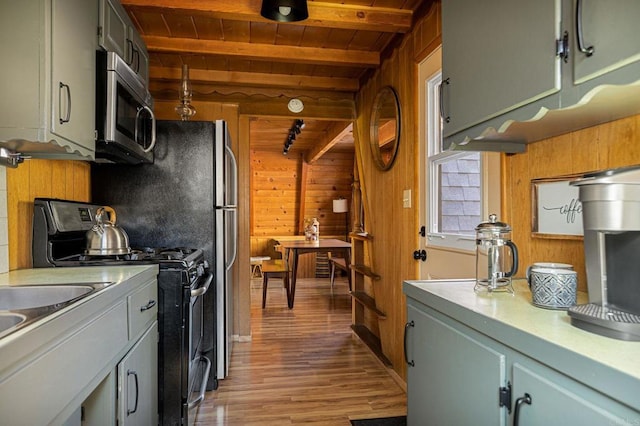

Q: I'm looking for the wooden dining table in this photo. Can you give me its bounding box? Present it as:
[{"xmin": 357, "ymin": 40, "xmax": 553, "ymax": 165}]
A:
[{"xmin": 278, "ymin": 239, "xmax": 351, "ymax": 308}]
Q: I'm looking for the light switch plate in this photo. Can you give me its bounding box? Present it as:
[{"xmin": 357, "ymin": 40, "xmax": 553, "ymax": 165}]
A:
[{"xmin": 403, "ymin": 189, "xmax": 411, "ymax": 208}]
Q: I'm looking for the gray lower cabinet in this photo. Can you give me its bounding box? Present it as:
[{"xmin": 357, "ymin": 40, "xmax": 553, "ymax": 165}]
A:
[
  {"xmin": 405, "ymin": 297, "xmax": 638, "ymax": 425},
  {"xmin": 406, "ymin": 303, "xmax": 507, "ymax": 425},
  {"xmin": 82, "ymin": 277, "xmax": 159, "ymax": 426},
  {"xmin": 510, "ymin": 360, "xmax": 634, "ymax": 425},
  {"xmin": 0, "ymin": 0, "xmax": 97, "ymax": 159},
  {"xmin": 117, "ymin": 321, "xmax": 158, "ymax": 426}
]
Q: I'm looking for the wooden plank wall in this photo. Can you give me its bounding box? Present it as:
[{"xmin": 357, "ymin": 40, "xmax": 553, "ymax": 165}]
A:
[
  {"xmin": 7, "ymin": 160, "xmax": 91, "ymax": 270},
  {"xmin": 353, "ymin": 3, "xmax": 441, "ymax": 381},
  {"xmin": 250, "ymin": 149, "xmax": 353, "ymax": 237},
  {"xmin": 250, "ymin": 148, "xmax": 353, "ymax": 278},
  {"xmin": 504, "ymin": 113, "xmax": 640, "ymax": 292}
]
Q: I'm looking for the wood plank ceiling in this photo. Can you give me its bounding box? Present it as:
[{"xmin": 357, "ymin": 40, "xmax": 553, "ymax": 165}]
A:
[{"xmin": 121, "ymin": 0, "xmax": 432, "ymax": 156}]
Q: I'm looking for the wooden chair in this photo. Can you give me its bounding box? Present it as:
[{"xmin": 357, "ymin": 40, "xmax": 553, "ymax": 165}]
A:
[
  {"xmin": 250, "ymin": 256, "xmax": 271, "ymax": 278},
  {"xmin": 261, "ymin": 259, "xmax": 290, "ymax": 308},
  {"xmin": 329, "ymin": 256, "xmax": 351, "ymax": 291}
]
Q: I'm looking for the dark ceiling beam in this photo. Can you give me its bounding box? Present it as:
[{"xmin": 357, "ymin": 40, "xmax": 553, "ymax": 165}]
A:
[
  {"xmin": 150, "ymin": 66, "xmax": 360, "ymax": 92},
  {"xmin": 121, "ymin": 0, "xmax": 413, "ymax": 33},
  {"xmin": 144, "ymin": 35, "xmax": 380, "ymax": 67}
]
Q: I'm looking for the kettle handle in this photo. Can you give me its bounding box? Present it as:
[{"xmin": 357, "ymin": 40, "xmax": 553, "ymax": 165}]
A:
[
  {"xmin": 96, "ymin": 206, "xmax": 117, "ymax": 225},
  {"xmin": 505, "ymin": 240, "xmax": 519, "ymax": 278}
]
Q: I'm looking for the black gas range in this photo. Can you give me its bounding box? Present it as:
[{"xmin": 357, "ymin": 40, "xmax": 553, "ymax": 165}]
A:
[{"xmin": 32, "ymin": 198, "xmax": 217, "ymax": 425}]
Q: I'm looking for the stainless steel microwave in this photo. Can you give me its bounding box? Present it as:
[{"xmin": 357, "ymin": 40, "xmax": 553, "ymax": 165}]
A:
[{"xmin": 95, "ymin": 50, "xmax": 156, "ymax": 164}]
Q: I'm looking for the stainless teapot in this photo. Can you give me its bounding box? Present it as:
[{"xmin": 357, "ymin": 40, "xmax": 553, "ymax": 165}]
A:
[
  {"xmin": 85, "ymin": 206, "xmax": 131, "ymax": 256},
  {"xmin": 474, "ymin": 214, "xmax": 518, "ymax": 293}
]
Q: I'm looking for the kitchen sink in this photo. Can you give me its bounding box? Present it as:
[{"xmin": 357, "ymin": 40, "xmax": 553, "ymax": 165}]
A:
[
  {"xmin": 0, "ymin": 283, "xmax": 114, "ymax": 340},
  {"xmin": 0, "ymin": 313, "xmax": 26, "ymax": 335},
  {"xmin": 0, "ymin": 285, "xmax": 94, "ymax": 311}
]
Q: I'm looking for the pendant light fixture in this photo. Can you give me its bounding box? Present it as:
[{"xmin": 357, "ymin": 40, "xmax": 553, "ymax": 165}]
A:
[{"xmin": 261, "ymin": 0, "xmax": 308, "ymax": 22}]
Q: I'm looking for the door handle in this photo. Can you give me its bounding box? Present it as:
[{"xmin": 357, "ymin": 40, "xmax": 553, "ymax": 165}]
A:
[
  {"xmin": 127, "ymin": 369, "xmax": 139, "ymax": 415},
  {"xmin": 413, "ymin": 249, "xmax": 427, "ymax": 262}
]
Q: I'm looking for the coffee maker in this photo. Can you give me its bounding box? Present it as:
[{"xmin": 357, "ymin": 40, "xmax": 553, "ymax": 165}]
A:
[{"xmin": 569, "ymin": 165, "xmax": 640, "ymax": 341}]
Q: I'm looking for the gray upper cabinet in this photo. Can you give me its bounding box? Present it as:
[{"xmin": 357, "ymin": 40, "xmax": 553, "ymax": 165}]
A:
[
  {"xmin": 442, "ymin": 0, "xmax": 562, "ymax": 140},
  {"xmin": 100, "ymin": 0, "xmax": 128, "ymax": 60},
  {"xmin": 99, "ymin": 0, "xmax": 149, "ymax": 85},
  {"xmin": 442, "ymin": 0, "xmax": 640, "ymax": 152},
  {"xmin": 50, "ymin": 0, "xmax": 98, "ymax": 152},
  {"xmin": 572, "ymin": 0, "xmax": 640, "ymax": 85},
  {"xmin": 0, "ymin": 0, "xmax": 98, "ymax": 160}
]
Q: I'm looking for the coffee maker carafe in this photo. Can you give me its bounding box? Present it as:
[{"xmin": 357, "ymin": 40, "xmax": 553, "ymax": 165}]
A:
[
  {"xmin": 569, "ymin": 165, "xmax": 640, "ymax": 341},
  {"xmin": 474, "ymin": 214, "xmax": 519, "ymax": 293}
]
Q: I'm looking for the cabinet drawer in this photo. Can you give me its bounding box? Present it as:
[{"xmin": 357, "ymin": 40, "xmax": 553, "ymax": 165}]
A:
[{"xmin": 128, "ymin": 279, "xmax": 158, "ymax": 340}]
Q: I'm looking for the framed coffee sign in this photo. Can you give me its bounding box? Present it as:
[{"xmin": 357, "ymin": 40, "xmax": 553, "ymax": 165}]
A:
[{"xmin": 531, "ymin": 175, "xmax": 584, "ymax": 238}]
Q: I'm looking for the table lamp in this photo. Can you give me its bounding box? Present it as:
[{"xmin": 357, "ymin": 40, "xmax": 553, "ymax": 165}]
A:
[{"xmin": 333, "ymin": 198, "xmax": 349, "ymax": 240}]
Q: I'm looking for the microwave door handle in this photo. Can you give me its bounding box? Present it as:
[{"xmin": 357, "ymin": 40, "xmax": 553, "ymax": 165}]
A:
[{"xmin": 135, "ymin": 105, "xmax": 157, "ymax": 153}]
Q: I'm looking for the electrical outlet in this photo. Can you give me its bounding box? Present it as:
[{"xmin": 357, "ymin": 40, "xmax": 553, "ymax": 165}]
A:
[{"xmin": 403, "ymin": 189, "xmax": 411, "ymax": 208}]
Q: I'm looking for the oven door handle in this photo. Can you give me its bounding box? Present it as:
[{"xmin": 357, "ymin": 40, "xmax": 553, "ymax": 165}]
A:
[
  {"xmin": 191, "ymin": 272, "xmax": 214, "ymax": 298},
  {"xmin": 187, "ymin": 355, "xmax": 212, "ymax": 409}
]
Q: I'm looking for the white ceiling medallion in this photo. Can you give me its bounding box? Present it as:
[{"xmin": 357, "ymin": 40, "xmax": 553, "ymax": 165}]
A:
[{"xmin": 287, "ymin": 98, "xmax": 304, "ymax": 113}]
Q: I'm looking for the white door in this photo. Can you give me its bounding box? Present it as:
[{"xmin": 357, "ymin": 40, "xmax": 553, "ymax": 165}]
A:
[{"xmin": 418, "ymin": 46, "xmax": 500, "ymax": 280}]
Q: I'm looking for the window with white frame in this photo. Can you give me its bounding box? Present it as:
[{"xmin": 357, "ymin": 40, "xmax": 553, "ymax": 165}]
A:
[{"xmin": 426, "ymin": 72, "xmax": 481, "ymax": 251}]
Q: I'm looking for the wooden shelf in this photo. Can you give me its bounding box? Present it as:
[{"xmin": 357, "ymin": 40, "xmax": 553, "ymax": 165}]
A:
[
  {"xmin": 351, "ymin": 264, "xmax": 381, "ymax": 280},
  {"xmin": 349, "ymin": 291, "xmax": 386, "ymax": 318},
  {"xmin": 351, "ymin": 325, "xmax": 391, "ymax": 366},
  {"xmin": 349, "ymin": 232, "xmax": 373, "ymax": 242}
]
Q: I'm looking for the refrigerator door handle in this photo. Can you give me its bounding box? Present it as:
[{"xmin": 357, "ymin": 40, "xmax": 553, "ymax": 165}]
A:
[
  {"xmin": 224, "ymin": 143, "xmax": 238, "ymax": 271},
  {"xmin": 225, "ymin": 208, "xmax": 238, "ymax": 271},
  {"xmin": 225, "ymin": 144, "xmax": 238, "ymax": 207}
]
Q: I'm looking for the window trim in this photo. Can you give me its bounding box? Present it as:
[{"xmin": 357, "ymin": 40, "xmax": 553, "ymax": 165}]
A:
[{"xmin": 425, "ymin": 71, "xmax": 482, "ymax": 252}]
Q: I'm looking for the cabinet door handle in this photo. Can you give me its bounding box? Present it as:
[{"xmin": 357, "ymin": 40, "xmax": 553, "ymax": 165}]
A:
[
  {"xmin": 59, "ymin": 82, "xmax": 71, "ymax": 124},
  {"xmin": 513, "ymin": 393, "xmax": 532, "ymax": 426},
  {"xmin": 127, "ymin": 369, "xmax": 139, "ymax": 416},
  {"xmin": 403, "ymin": 320, "xmax": 415, "ymax": 367},
  {"xmin": 126, "ymin": 39, "xmax": 134, "ymax": 65},
  {"xmin": 576, "ymin": 0, "xmax": 594, "ymax": 56},
  {"xmin": 140, "ymin": 299, "xmax": 156, "ymax": 311}
]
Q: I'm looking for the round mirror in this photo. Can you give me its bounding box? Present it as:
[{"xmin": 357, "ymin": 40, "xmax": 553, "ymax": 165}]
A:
[{"xmin": 369, "ymin": 86, "xmax": 401, "ymax": 171}]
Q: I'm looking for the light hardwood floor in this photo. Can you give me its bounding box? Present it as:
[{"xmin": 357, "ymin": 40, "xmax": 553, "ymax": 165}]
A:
[{"xmin": 195, "ymin": 276, "xmax": 407, "ymax": 425}]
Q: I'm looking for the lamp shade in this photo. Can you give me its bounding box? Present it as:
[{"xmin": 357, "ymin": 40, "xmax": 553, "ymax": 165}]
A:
[
  {"xmin": 333, "ymin": 199, "xmax": 348, "ymax": 213},
  {"xmin": 261, "ymin": 0, "xmax": 308, "ymax": 22}
]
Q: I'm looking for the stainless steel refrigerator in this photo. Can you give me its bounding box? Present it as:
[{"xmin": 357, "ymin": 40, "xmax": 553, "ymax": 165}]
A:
[{"xmin": 92, "ymin": 119, "xmax": 238, "ymax": 382}]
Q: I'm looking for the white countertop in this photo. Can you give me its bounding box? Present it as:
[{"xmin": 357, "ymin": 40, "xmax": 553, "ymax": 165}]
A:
[
  {"xmin": 403, "ymin": 278, "xmax": 640, "ymax": 410},
  {"xmin": 0, "ymin": 265, "xmax": 156, "ymax": 287},
  {"xmin": 0, "ymin": 265, "xmax": 158, "ymax": 353}
]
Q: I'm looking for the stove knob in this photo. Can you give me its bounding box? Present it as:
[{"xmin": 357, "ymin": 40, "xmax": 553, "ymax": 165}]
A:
[
  {"xmin": 197, "ymin": 264, "xmax": 205, "ymax": 277},
  {"xmin": 203, "ymin": 260, "xmax": 209, "ymax": 270}
]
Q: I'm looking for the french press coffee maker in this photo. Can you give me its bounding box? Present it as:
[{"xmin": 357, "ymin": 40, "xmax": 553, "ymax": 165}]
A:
[{"xmin": 475, "ymin": 214, "xmax": 519, "ymax": 293}]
